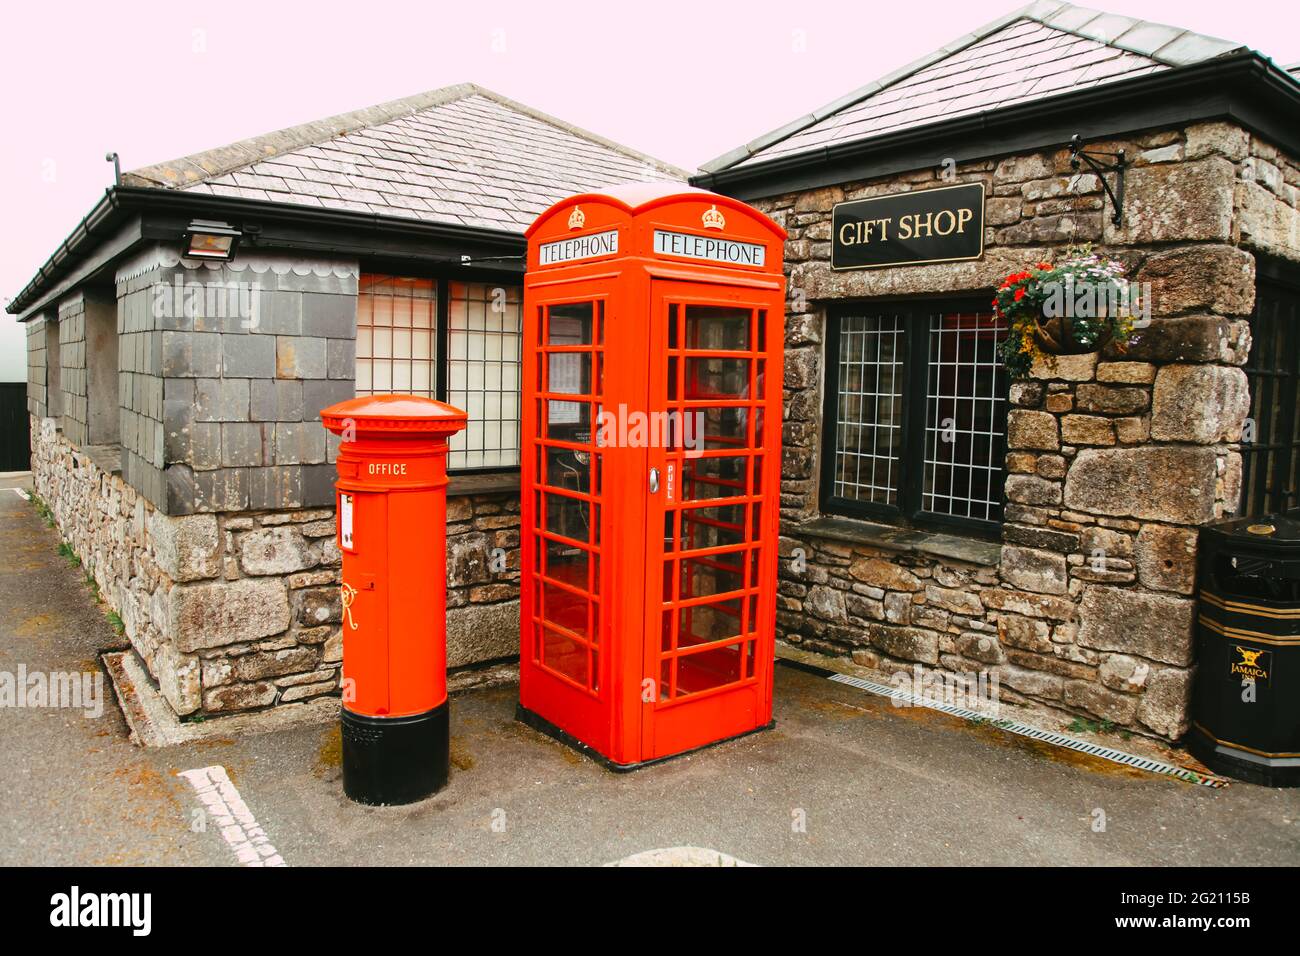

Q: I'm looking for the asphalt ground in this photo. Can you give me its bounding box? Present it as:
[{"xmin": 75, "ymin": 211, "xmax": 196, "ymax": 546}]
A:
[{"xmin": 2, "ymin": 483, "xmax": 1298, "ymax": 867}]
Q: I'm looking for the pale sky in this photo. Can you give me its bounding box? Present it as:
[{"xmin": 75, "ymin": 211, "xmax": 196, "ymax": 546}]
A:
[{"xmin": 2, "ymin": 0, "xmax": 1297, "ymax": 381}]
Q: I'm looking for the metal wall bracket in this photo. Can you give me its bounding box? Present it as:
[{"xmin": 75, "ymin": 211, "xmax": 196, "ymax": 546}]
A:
[{"xmin": 1068, "ymin": 134, "xmax": 1127, "ymax": 228}]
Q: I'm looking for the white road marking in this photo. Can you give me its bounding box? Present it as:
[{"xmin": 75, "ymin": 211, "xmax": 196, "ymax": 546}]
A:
[
  {"xmin": 178, "ymin": 765, "xmax": 287, "ymax": 866},
  {"xmin": 10, "ymin": 488, "xmax": 30, "ymax": 499},
  {"xmin": 607, "ymin": 846, "xmax": 756, "ymax": 867}
]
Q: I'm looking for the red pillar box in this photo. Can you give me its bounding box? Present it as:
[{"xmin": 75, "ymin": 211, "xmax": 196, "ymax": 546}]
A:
[
  {"xmin": 321, "ymin": 395, "xmax": 467, "ymax": 805},
  {"xmin": 518, "ymin": 184, "xmax": 787, "ymax": 768}
]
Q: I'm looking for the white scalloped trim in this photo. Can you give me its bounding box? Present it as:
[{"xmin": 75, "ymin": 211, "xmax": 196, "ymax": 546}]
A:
[
  {"xmin": 114, "ymin": 243, "xmax": 182, "ymax": 283},
  {"xmin": 225, "ymin": 254, "xmax": 358, "ymax": 278},
  {"xmin": 114, "ymin": 244, "xmax": 359, "ymax": 282}
]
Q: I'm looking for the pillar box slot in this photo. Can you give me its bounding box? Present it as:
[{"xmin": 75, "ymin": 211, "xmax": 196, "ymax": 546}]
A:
[
  {"xmin": 517, "ymin": 184, "xmax": 788, "ymax": 768},
  {"xmin": 321, "ymin": 394, "xmax": 467, "ymax": 805}
]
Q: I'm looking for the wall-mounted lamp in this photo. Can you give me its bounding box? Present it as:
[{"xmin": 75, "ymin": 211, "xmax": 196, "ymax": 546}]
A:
[
  {"xmin": 1069, "ymin": 134, "xmax": 1127, "ymax": 227},
  {"xmin": 182, "ymin": 219, "xmax": 242, "ymax": 261}
]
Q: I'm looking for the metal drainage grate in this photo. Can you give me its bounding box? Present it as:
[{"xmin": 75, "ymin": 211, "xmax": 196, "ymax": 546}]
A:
[{"xmin": 827, "ymin": 672, "xmax": 1224, "ymax": 788}]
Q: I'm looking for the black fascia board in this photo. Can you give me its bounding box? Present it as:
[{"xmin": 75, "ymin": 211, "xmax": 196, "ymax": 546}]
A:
[
  {"xmin": 692, "ymin": 51, "xmax": 1300, "ymax": 201},
  {"xmin": 8, "ymin": 186, "xmax": 526, "ymax": 316}
]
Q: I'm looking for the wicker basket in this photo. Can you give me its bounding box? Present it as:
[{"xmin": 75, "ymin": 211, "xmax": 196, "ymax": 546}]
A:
[{"xmin": 1032, "ymin": 314, "xmax": 1113, "ymax": 356}]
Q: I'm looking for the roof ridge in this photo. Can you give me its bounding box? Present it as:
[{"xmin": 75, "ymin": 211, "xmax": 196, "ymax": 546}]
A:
[
  {"xmin": 123, "ymin": 82, "xmax": 690, "ymax": 191},
  {"xmin": 122, "ymin": 83, "xmax": 484, "ymax": 189},
  {"xmin": 696, "ymin": 2, "xmax": 1057, "ymax": 174},
  {"xmin": 698, "ymin": 1, "xmax": 1244, "ymax": 174},
  {"xmin": 1042, "ymin": 3, "xmax": 1243, "ymax": 65}
]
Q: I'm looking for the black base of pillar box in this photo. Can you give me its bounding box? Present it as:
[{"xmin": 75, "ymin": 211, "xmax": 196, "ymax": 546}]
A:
[{"xmin": 341, "ymin": 703, "xmax": 449, "ymax": 805}]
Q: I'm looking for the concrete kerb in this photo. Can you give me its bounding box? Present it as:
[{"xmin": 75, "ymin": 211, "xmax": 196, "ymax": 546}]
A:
[
  {"xmin": 104, "ymin": 648, "xmax": 520, "ymax": 748},
  {"xmin": 773, "ymin": 640, "xmax": 1216, "ymax": 780}
]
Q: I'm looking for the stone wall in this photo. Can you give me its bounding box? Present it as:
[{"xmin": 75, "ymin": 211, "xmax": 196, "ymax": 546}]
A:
[
  {"xmin": 31, "ymin": 415, "xmax": 521, "ymax": 717},
  {"xmin": 32, "ymin": 416, "xmax": 345, "ymax": 716},
  {"xmin": 25, "ymin": 245, "xmax": 525, "ymax": 722},
  {"xmin": 1233, "ymin": 128, "xmax": 1300, "ymax": 264},
  {"xmin": 753, "ymin": 119, "xmax": 1286, "ymax": 742},
  {"xmin": 446, "ymin": 489, "xmax": 521, "ymax": 667}
]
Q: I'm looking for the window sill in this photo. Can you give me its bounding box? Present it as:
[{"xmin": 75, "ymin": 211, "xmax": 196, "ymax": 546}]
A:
[
  {"xmin": 447, "ymin": 471, "xmax": 520, "ymax": 497},
  {"xmin": 792, "ymin": 515, "xmax": 1002, "ymax": 567},
  {"xmin": 79, "ymin": 443, "xmax": 123, "ymax": 477}
]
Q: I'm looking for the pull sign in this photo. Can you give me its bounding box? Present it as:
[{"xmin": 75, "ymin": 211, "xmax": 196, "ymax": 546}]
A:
[
  {"xmin": 666, "ymin": 463, "xmax": 675, "ymax": 502},
  {"xmin": 340, "ymin": 493, "xmax": 355, "ymax": 551}
]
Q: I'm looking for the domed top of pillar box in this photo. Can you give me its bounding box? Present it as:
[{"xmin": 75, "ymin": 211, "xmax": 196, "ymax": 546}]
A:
[{"xmin": 320, "ymin": 394, "xmax": 467, "ymax": 440}]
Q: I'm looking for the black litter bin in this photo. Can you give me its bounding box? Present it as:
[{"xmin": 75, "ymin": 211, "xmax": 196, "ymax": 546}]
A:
[{"xmin": 1189, "ymin": 514, "xmax": 1300, "ymax": 787}]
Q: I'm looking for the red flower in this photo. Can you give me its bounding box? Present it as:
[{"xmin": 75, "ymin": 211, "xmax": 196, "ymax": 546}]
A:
[{"xmin": 1014, "ymin": 288, "xmax": 1026, "ymax": 301}]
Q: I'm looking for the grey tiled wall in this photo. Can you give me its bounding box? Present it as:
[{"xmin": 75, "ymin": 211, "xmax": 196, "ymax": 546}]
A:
[
  {"xmin": 57, "ymin": 295, "xmax": 88, "ymax": 447},
  {"xmin": 26, "ymin": 315, "xmax": 47, "ymax": 418},
  {"xmin": 115, "ymin": 249, "xmax": 359, "ymax": 515},
  {"xmin": 25, "ymin": 246, "xmax": 359, "ymax": 516},
  {"xmin": 118, "ymin": 257, "xmax": 166, "ymax": 509}
]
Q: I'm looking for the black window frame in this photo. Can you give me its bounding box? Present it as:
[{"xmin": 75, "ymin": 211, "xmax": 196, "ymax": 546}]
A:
[
  {"xmin": 355, "ymin": 258, "xmax": 525, "ymax": 476},
  {"xmin": 1241, "ymin": 257, "xmax": 1300, "ymax": 517},
  {"xmin": 820, "ymin": 294, "xmax": 1008, "ymax": 540}
]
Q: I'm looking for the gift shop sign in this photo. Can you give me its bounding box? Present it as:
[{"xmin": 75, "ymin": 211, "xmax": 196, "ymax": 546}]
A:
[{"xmin": 832, "ymin": 182, "xmax": 985, "ymax": 270}]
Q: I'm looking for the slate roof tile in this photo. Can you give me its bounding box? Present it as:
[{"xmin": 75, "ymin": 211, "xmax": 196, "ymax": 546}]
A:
[
  {"xmin": 122, "ymin": 83, "xmax": 684, "ymax": 234},
  {"xmin": 703, "ymin": 2, "xmax": 1248, "ymax": 174}
]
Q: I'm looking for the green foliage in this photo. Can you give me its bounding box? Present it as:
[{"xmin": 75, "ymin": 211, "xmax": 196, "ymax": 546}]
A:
[
  {"xmin": 31, "ymin": 493, "xmax": 54, "ymax": 527},
  {"xmin": 994, "ymin": 245, "xmax": 1138, "ymax": 378},
  {"xmin": 58, "ymin": 541, "xmax": 81, "ymax": 568},
  {"xmin": 105, "ymin": 611, "xmax": 125, "ymax": 636},
  {"xmin": 1068, "ymin": 717, "xmax": 1102, "ymax": 735},
  {"xmin": 1068, "ymin": 716, "xmax": 1125, "ymax": 738}
]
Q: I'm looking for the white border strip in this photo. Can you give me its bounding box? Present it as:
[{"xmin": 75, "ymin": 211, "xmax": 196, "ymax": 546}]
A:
[
  {"xmin": 827, "ymin": 672, "xmax": 1224, "ymax": 787},
  {"xmin": 179, "ymin": 765, "xmax": 288, "ymax": 866}
]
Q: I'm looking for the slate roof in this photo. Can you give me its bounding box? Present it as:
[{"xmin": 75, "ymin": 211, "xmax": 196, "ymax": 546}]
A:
[
  {"xmin": 702, "ymin": 1, "xmax": 1247, "ymax": 173},
  {"xmin": 123, "ymin": 83, "xmax": 688, "ymax": 232}
]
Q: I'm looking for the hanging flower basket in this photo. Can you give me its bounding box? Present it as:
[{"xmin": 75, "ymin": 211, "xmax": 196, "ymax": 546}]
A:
[
  {"xmin": 1032, "ymin": 313, "xmax": 1114, "ymax": 356},
  {"xmin": 994, "ymin": 246, "xmax": 1138, "ymax": 379}
]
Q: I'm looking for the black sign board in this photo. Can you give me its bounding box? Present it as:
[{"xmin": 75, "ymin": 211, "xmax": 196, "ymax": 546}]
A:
[{"xmin": 832, "ymin": 182, "xmax": 985, "ymax": 270}]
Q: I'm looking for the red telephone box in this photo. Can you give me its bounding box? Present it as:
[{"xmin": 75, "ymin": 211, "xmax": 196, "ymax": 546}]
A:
[{"xmin": 518, "ymin": 184, "xmax": 787, "ymax": 768}]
